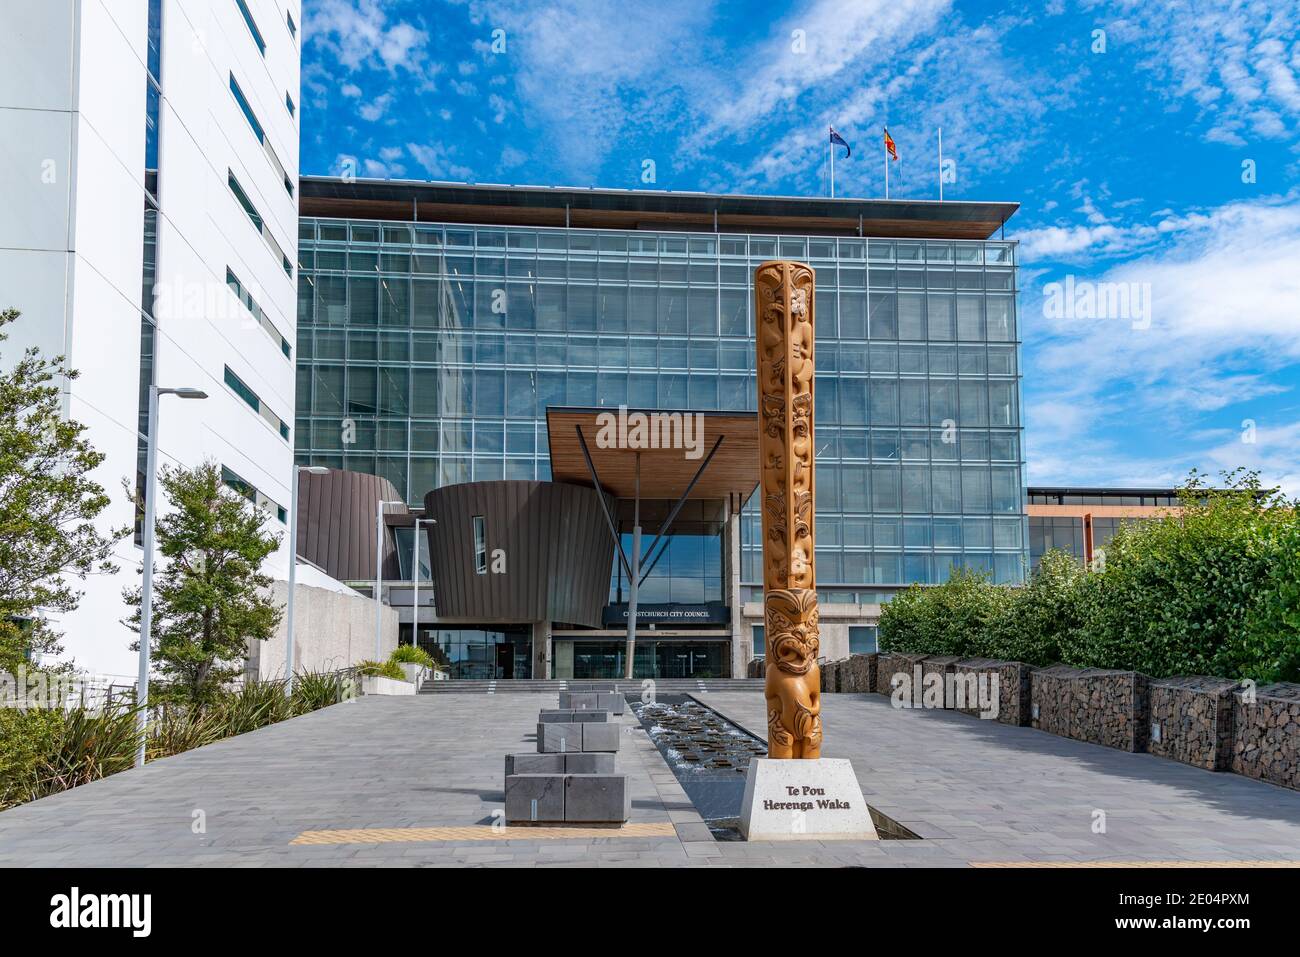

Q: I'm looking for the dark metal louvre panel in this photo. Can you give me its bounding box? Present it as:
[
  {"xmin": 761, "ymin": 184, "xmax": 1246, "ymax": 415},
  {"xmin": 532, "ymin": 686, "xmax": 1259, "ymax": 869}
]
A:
[{"xmin": 422, "ymin": 480, "xmax": 614, "ymax": 627}]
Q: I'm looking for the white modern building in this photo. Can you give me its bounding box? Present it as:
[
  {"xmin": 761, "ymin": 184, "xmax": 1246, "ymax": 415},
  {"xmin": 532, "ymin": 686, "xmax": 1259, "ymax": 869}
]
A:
[{"xmin": 0, "ymin": 0, "xmax": 303, "ymax": 676}]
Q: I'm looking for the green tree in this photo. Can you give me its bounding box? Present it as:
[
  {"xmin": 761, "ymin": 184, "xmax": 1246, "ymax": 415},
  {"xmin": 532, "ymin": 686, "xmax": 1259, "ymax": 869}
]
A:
[
  {"xmin": 123, "ymin": 461, "xmax": 283, "ymax": 703},
  {"xmin": 0, "ymin": 308, "xmax": 123, "ymax": 672}
]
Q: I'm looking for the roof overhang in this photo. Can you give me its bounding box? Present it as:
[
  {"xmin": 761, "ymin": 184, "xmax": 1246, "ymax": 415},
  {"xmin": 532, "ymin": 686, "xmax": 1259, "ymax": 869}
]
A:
[
  {"xmin": 546, "ymin": 407, "xmax": 759, "ymax": 502},
  {"xmin": 300, "ymin": 177, "xmax": 1018, "ymax": 241}
]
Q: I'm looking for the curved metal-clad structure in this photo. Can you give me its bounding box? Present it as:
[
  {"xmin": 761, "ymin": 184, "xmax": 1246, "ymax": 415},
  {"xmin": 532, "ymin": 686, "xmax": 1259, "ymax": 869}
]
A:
[
  {"xmin": 423, "ymin": 480, "xmax": 615, "ymax": 628},
  {"xmin": 296, "ymin": 468, "xmax": 405, "ymax": 582}
]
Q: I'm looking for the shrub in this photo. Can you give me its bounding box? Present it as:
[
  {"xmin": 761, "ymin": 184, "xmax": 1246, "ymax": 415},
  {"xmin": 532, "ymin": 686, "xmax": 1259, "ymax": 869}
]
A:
[
  {"xmin": 879, "ymin": 566, "xmax": 1008, "ymax": 657},
  {"xmin": 356, "ymin": 659, "xmax": 407, "ymax": 681},
  {"xmin": 291, "ymin": 669, "xmax": 347, "ymax": 713},
  {"xmin": 1067, "ymin": 470, "xmax": 1298, "ymax": 681},
  {"xmin": 30, "ymin": 704, "xmax": 142, "ymax": 800},
  {"xmin": 984, "ymin": 549, "xmax": 1085, "ymax": 666},
  {"xmin": 0, "ymin": 708, "xmax": 66, "ymax": 810},
  {"xmin": 389, "ymin": 644, "xmax": 435, "ymax": 668}
]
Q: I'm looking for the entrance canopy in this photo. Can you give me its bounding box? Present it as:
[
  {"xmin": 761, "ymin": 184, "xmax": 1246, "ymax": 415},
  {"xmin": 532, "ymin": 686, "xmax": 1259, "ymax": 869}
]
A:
[{"xmin": 545, "ymin": 407, "xmax": 759, "ymax": 502}]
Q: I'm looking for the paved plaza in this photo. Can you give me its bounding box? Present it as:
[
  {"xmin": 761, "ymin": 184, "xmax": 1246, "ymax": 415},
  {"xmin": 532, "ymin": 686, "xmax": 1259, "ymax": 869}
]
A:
[{"xmin": 1, "ymin": 691, "xmax": 1297, "ymax": 867}]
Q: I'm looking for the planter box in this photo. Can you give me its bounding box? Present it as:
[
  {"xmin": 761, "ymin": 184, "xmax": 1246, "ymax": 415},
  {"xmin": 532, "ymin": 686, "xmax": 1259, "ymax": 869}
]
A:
[
  {"xmin": 360, "ymin": 675, "xmax": 414, "ymax": 696},
  {"xmin": 1071, "ymin": 668, "xmax": 1149, "ymax": 752},
  {"xmin": 1232, "ymin": 682, "xmax": 1300, "ymax": 790},
  {"xmin": 1149, "ymin": 676, "xmax": 1238, "ymax": 771},
  {"xmin": 920, "ymin": 656, "xmax": 962, "ymax": 708},
  {"xmin": 397, "ymin": 662, "xmax": 429, "ymax": 684},
  {"xmin": 953, "ymin": 659, "xmax": 1034, "ymax": 725},
  {"xmin": 1030, "ymin": 665, "xmax": 1080, "ymax": 737}
]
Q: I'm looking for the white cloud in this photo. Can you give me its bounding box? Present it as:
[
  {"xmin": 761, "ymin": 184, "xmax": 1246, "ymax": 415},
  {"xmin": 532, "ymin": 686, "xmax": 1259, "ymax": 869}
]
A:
[
  {"xmin": 341, "ymin": 82, "xmax": 362, "ymax": 98},
  {"xmin": 1025, "ymin": 194, "xmax": 1300, "ymax": 493},
  {"xmin": 1091, "ymin": 0, "xmax": 1300, "ymax": 145},
  {"xmin": 358, "ymin": 92, "xmax": 394, "ymax": 122},
  {"xmin": 406, "ymin": 142, "xmax": 474, "ymax": 181},
  {"xmin": 308, "ymin": 0, "xmax": 434, "ymax": 75},
  {"xmin": 500, "ymin": 145, "xmax": 527, "ymax": 168}
]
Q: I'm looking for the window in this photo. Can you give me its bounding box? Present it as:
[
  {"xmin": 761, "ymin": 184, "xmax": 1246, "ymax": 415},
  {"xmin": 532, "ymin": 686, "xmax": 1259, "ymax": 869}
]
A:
[
  {"xmin": 221, "ymin": 466, "xmax": 287, "ymax": 523},
  {"xmin": 473, "ymin": 515, "xmax": 487, "ymax": 573},
  {"xmin": 229, "ymin": 170, "xmax": 292, "ymax": 274},
  {"xmin": 285, "ymin": 91, "xmax": 296, "ymax": 117},
  {"xmin": 235, "ymin": 0, "xmax": 266, "ymax": 55},
  {"xmin": 752, "ymin": 625, "xmax": 765, "ymax": 658},
  {"xmin": 224, "ymin": 365, "xmax": 291, "ymax": 441},
  {"xmin": 286, "ymin": 9, "xmax": 297, "ymax": 39},
  {"xmin": 230, "ymin": 74, "xmax": 293, "ymax": 197},
  {"xmin": 228, "ymin": 170, "xmax": 262, "ymax": 231},
  {"xmin": 849, "ymin": 626, "xmax": 878, "ymax": 655},
  {"xmin": 229, "ymin": 74, "xmax": 264, "ymax": 143},
  {"xmin": 227, "ymin": 267, "xmax": 291, "ymax": 357}
]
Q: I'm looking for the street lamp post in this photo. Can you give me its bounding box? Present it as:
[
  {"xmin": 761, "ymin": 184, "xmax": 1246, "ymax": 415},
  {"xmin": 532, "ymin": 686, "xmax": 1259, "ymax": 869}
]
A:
[
  {"xmin": 375, "ymin": 499, "xmax": 404, "ymax": 660},
  {"xmin": 410, "ymin": 517, "xmax": 436, "ymax": 662},
  {"xmin": 135, "ymin": 384, "xmax": 207, "ymax": 769},
  {"xmin": 285, "ymin": 464, "xmax": 329, "ymax": 694}
]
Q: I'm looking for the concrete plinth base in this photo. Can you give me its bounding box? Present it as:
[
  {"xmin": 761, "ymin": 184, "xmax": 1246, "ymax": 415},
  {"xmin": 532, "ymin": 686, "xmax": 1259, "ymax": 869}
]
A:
[{"xmin": 739, "ymin": 758, "xmax": 878, "ymax": 841}]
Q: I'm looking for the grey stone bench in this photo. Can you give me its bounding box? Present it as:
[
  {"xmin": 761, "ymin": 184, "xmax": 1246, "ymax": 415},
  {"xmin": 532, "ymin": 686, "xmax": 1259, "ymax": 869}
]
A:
[
  {"xmin": 538, "ymin": 709, "xmax": 609, "ymax": 723},
  {"xmin": 505, "ymin": 752, "xmax": 615, "ymax": 777},
  {"xmin": 558, "ymin": 691, "xmax": 625, "ymax": 714},
  {"xmin": 536, "ymin": 721, "xmax": 621, "ymax": 753},
  {"xmin": 505, "ymin": 773, "xmax": 630, "ymax": 824},
  {"xmin": 566, "ymin": 682, "xmax": 621, "ymax": 692}
]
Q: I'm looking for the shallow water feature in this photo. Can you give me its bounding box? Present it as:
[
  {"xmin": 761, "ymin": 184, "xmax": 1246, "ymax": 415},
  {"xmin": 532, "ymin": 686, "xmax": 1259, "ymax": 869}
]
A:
[{"xmin": 632, "ymin": 694, "xmax": 919, "ymax": 840}]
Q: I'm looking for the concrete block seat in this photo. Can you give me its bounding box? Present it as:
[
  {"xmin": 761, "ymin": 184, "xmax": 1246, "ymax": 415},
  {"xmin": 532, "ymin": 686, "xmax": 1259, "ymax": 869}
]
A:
[
  {"xmin": 505, "ymin": 752, "xmax": 616, "ymax": 777},
  {"xmin": 536, "ymin": 722, "xmax": 622, "ymax": 753},
  {"xmin": 558, "ymin": 691, "xmax": 626, "ymax": 714},
  {"xmin": 504, "ymin": 773, "xmax": 630, "ymax": 824},
  {"xmin": 538, "ymin": 709, "xmax": 609, "ymax": 723}
]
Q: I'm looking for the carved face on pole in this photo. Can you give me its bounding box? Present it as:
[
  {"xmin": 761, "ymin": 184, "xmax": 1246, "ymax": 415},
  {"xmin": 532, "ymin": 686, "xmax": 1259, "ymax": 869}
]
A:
[{"xmin": 755, "ymin": 261, "xmax": 822, "ymax": 760}]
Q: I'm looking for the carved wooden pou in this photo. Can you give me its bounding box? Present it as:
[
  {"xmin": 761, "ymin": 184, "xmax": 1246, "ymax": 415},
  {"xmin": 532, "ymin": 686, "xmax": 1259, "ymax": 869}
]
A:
[{"xmin": 755, "ymin": 260, "xmax": 821, "ymax": 759}]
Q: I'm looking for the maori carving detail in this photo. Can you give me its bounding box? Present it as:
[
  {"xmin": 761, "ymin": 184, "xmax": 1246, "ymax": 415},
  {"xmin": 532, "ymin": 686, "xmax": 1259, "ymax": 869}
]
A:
[{"xmin": 755, "ymin": 260, "xmax": 821, "ymax": 759}]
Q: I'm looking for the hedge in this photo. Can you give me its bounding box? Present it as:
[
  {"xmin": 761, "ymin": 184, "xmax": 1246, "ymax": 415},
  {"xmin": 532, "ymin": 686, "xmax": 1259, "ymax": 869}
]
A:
[{"xmin": 879, "ymin": 471, "xmax": 1300, "ymax": 683}]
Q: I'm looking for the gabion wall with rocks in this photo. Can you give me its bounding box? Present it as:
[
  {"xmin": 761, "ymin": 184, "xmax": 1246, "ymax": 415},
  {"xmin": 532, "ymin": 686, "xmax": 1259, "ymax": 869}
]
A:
[
  {"xmin": 840, "ymin": 653, "xmax": 877, "ymax": 693},
  {"xmin": 1232, "ymin": 682, "xmax": 1300, "ymax": 790},
  {"xmin": 1070, "ymin": 669, "xmax": 1150, "ymax": 752},
  {"xmin": 875, "ymin": 652, "xmax": 930, "ymax": 704},
  {"xmin": 919, "ymin": 656, "xmax": 962, "ymax": 707},
  {"xmin": 825, "ymin": 650, "xmax": 1294, "ymax": 790},
  {"xmin": 820, "ymin": 658, "xmax": 840, "ymax": 693},
  {"xmin": 1149, "ymin": 676, "xmax": 1239, "ymax": 771},
  {"xmin": 953, "ymin": 658, "xmax": 1035, "ymax": 726},
  {"xmin": 1030, "ymin": 665, "xmax": 1079, "ymax": 739}
]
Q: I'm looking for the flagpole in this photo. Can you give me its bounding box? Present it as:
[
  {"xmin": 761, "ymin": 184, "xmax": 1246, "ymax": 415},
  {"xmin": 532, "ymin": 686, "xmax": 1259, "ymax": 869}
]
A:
[
  {"xmin": 938, "ymin": 127, "xmax": 943, "ymax": 202},
  {"xmin": 830, "ymin": 128, "xmax": 836, "ymax": 199},
  {"xmin": 884, "ymin": 134, "xmax": 889, "ymax": 200}
]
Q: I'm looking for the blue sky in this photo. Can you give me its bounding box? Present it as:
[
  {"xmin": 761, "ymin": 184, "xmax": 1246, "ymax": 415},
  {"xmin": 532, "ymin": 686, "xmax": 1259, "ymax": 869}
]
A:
[{"xmin": 300, "ymin": 0, "xmax": 1300, "ymax": 494}]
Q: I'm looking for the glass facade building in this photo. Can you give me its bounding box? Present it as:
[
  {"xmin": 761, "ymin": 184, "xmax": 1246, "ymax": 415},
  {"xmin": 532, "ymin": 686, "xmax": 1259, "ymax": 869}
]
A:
[{"xmin": 295, "ymin": 205, "xmax": 1027, "ymax": 595}]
